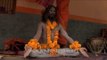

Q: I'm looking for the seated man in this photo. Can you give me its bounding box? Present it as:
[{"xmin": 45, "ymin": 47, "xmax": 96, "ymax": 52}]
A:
[{"xmin": 24, "ymin": 5, "xmax": 89, "ymax": 58}]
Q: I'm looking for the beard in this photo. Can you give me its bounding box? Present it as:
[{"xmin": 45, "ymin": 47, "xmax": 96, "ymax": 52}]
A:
[{"xmin": 48, "ymin": 15, "xmax": 56, "ymax": 22}]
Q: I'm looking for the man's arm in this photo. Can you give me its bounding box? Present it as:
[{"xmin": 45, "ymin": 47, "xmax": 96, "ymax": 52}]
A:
[
  {"xmin": 33, "ymin": 22, "xmax": 43, "ymax": 41},
  {"xmin": 59, "ymin": 24, "xmax": 74, "ymax": 43}
]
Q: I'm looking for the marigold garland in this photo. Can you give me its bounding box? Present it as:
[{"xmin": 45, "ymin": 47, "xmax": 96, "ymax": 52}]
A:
[
  {"xmin": 69, "ymin": 41, "xmax": 81, "ymax": 50},
  {"xmin": 46, "ymin": 20, "xmax": 60, "ymax": 49},
  {"xmin": 49, "ymin": 49, "xmax": 57, "ymax": 56},
  {"xmin": 40, "ymin": 44, "xmax": 48, "ymax": 49},
  {"xmin": 46, "ymin": 20, "xmax": 60, "ymax": 56},
  {"xmin": 26, "ymin": 39, "xmax": 41, "ymax": 49},
  {"xmin": 46, "ymin": 20, "xmax": 58, "ymax": 30}
]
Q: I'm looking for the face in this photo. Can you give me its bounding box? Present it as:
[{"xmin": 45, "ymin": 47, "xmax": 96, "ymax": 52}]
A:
[
  {"xmin": 42, "ymin": 5, "xmax": 57, "ymax": 23},
  {"xmin": 48, "ymin": 7, "xmax": 56, "ymax": 17}
]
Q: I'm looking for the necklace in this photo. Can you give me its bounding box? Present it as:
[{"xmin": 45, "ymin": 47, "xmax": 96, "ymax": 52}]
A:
[
  {"xmin": 46, "ymin": 20, "xmax": 57, "ymax": 30},
  {"xmin": 46, "ymin": 20, "xmax": 60, "ymax": 49}
]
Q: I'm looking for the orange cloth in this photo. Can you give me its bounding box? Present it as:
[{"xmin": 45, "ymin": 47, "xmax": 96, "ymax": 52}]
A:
[
  {"xmin": 57, "ymin": 0, "xmax": 70, "ymax": 45},
  {"xmin": 25, "ymin": 0, "xmax": 54, "ymax": 7}
]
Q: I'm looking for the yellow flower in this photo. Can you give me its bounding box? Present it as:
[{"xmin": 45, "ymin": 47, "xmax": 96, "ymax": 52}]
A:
[
  {"xmin": 48, "ymin": 43, "xmax": 55, "ymax": 48},
  {"xmin": 26, "ymin": 39, "xmax": 40, "ymax": 49},
  {"xmin": 49, "ymin": 49, "xmax": 57, "ymax": 56},
  {"xmin": 69, "ymin": 41, "xmax": 81, "ymax": 50},
  {"xmin": 41, "ymin": 44, "xmax": 47, "ymax": 49},
  {"xmin": 47, "ymin": 20, "xmax": 57, "ymax": 29}
]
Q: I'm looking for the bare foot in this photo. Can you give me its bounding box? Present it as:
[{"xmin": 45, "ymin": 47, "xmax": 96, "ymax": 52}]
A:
[
  {"xmin": 24, "ymin": 48, "xmax": 32, "ymax": 58},
  {"xmin": 24, "ymin": 46, "xmax": 32, "ymax": 58},
  {"xmin": 79, "ymin": 47, "xmax": 89, "ymax": 57}
]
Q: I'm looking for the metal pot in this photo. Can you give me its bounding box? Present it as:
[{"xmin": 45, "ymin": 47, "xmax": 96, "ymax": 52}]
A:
[{"xmin": 86, "ymin": 37, "xmax": 105, "ymax": 56}]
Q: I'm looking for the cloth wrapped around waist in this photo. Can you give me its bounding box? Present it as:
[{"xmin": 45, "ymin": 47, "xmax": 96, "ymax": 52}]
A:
[{"xmin": 29, "ymin": 48, "xmax": 79, "ymax": 57}]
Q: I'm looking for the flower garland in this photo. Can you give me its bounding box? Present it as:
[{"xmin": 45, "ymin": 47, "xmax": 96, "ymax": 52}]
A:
[
  {"xmin": 46, "ymin": 20, "xmax": 60, "ymax": 49},
  {"xmin": 69, "ymin": 41, "xmax": 81, "ymax": 51},
  {"xmin": 25, "ymin": 39, "xmax": 41, "ymax": 49},
  {"xmin": 46, "ymin": 20, "xmax": 60, "ymax": 56}
]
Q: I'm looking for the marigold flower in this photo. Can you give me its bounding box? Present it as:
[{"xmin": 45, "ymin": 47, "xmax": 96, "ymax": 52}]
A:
[
  {"xmin": 26, "ymin": 39, "xmax": 40, "ymax": 49},
  {"xmin": 69, "ymin": 41, "xmax": 81, "ymax": 50}
]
